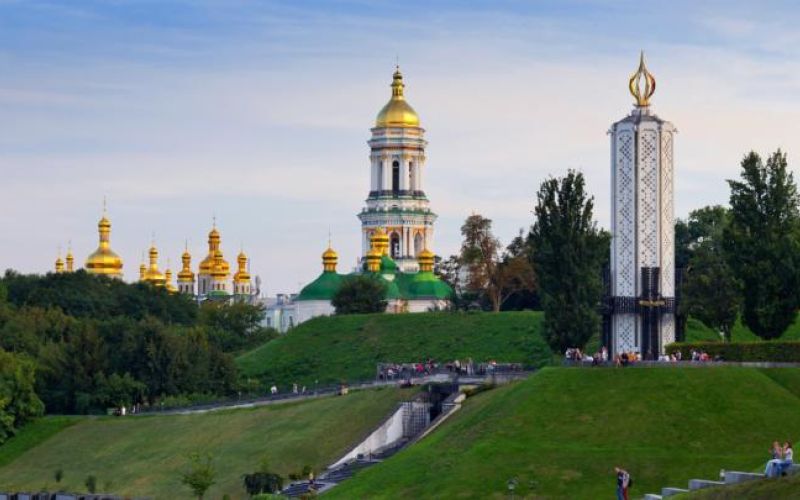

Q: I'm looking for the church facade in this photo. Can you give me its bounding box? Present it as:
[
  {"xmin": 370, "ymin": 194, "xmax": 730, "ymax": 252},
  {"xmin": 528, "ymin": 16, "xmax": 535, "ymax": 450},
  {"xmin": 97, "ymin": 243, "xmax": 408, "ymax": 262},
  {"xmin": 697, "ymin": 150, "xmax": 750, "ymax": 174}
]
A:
[{"xmin": 603, "ymin": 53, "xmax": 677, "ymax": 357}]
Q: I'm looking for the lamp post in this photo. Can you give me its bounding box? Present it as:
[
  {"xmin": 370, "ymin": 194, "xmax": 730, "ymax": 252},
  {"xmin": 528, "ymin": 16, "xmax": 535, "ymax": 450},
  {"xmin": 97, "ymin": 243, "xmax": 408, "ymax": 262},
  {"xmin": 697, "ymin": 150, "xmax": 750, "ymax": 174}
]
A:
[{"xmin": 507, "ymin": 478, "xmax": 518, "ymax": 500}]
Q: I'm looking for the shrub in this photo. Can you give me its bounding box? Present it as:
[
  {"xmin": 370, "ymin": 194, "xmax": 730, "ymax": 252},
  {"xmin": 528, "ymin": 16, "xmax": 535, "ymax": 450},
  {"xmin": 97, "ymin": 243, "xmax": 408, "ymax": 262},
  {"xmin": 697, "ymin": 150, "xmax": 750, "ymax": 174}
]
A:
[{"xmin": 666, "ymin": 341, "xmax": 800, "ymax": 362}]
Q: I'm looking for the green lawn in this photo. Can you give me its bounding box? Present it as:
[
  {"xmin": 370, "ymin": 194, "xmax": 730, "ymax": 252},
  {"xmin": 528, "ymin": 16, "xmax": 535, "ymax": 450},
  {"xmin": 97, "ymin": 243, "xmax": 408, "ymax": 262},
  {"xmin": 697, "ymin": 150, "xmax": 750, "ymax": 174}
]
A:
[
  {"xmin": 0, "ymin": 416, "xmax": 78, "ymax": 468},
  {"xmin": 0, "ymin": 387, "xmax": 413, "ymax": 498},
  {"xmin": 236, "ymin": 311, "xmax": 550, "ymax": 388},
  {"xmin": 328, "ymin": 367, "xmax": 800, "ymax": 499}
]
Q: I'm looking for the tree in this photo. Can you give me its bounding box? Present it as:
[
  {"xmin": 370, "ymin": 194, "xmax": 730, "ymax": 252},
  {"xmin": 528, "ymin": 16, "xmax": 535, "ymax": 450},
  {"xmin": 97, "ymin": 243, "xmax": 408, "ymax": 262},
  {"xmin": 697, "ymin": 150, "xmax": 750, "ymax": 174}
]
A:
[
  {"xmin": 459, "ymin": 215, "xmax": 536, "ymax": 312},
  {"xmin": 675, "ymin": 205, "xmax": 729, "ymax": 269},
  {"xmin": 332, "ymin": 275, "xmax": 387, "ymax": 314},
  {"xmin": 85, "ymin": 475, "xmax": 97, "ymax": 493},
  {"xmin": 681, "ymin": 239, "xmax": 741, "ymax": 341},
  {"xmin": 0, "ymin": 348, "xmax": 44, "ymax": 444},
  {"xmin": 181, "ymin": 452, "xmax": 216, "ymax": 499},
  {"xmin": 529, "ymin": 170, "xmax": 608, "ymax": 353},
  {"xmin": 724, "ymin": 150, "xmax": 800, "ymax": 339}
]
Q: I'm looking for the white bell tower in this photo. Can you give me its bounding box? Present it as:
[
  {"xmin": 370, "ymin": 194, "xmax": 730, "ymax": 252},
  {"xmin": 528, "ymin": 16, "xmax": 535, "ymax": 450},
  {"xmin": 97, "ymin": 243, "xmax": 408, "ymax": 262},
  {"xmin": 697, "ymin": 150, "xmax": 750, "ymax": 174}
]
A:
[{"xmin": 358, "ymin": 67, "xmax": 437, "ymax": 272}]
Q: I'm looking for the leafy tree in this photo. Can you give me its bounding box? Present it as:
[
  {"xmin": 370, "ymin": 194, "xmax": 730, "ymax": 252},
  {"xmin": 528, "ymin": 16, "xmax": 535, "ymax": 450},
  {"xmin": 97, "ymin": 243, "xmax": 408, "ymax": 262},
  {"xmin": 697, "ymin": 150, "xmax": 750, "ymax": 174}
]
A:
[
  {"xmin": 181, "ymin": 452, "xmax": 216, "ymax": 499},
  {"xmin": 724, "ymin": 150, "xmax": 800, "ymax": 339},
  {"xmin": 459, "ymin": 215, "xmax": 536, "ymax": 312},
  {"xmin": 332, "ymin": 275, "xmax": 387, "ymax": 314},
  {"xmin": 529, "ymin": 170, "xmax": 608, "ymax": 353},
  {"xmin": 0, "ymin": 348, "xmax": 44, "ymax": 444},
  {"xmin": 199, "ymin": 302, "xmax": 277, "ymax": 352},
  {"xmin": 681, "ymin": 239, "xmax": 741, "ymax": 341},
  {"xmin": 675, "ymin": 205, "xmax": 729, "ymax": 269}
]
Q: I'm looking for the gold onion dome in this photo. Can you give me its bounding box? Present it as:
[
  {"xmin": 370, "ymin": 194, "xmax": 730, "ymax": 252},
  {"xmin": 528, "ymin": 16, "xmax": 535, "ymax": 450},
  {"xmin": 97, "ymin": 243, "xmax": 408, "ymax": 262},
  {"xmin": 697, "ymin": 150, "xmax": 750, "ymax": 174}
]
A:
[
  {"xmin": 370, "ymin": 227, "xmax": 390, "ymax": 256},
  {"xmin": 234, "ymin": 251, "xmax": 250, "ymax": 283},
  {"xmin": 200, "ymin": 224, "xmax": 222, "ymax": 275},
  {"xmin": 178, "ymin": 247, "xmax": 194, "ymax": 282},
  {"xmin": 375, "ymin": 66, "xmax": 420, "ymax": 128},
  {"xmin": 322, "ymin": 245, "xmax": 338, "ymax": 272},
  {"xmin": 55, "ymin": 254, "xmax": 65, "ymax": 273},
  {"xmin": 144, "ymin": 245, "xmax": 166, "ymax": 286},
  {"xmin": 85, "ymin": 211, "xmax": 124, "ymax": 277},
  {"xmin": 366, "ymin": 247, "xmax": 382, "ymax": 273},
  {"xmin": 165, "ymin": 267, "xmax": 177, "ymax": 293},
  {"xmin": 65, "ymin": 248, "xmax": 74, "ymax": 272},
  {"xmin": 417, "ymin": 248, "xmax": 435, "ymax": 272},
  {"xmin": 629, "ymin": 51, "xmax": 656, "ymax": 107}
]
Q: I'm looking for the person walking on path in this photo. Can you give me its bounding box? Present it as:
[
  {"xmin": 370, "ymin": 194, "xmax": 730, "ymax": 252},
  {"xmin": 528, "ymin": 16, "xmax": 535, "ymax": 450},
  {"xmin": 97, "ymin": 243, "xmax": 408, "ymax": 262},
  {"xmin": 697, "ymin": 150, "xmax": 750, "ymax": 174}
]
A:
[{"xmin": 615, "ymin": 467, "xmax": 630, "ymax": 500}]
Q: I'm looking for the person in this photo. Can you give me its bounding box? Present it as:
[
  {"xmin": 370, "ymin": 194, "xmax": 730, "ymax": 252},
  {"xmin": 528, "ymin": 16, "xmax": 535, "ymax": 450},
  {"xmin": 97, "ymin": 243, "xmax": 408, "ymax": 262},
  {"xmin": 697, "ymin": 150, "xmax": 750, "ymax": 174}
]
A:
[
  {"xmin": 614, "ymin": 467, "xmax": 630, "ymax": 500},
  {"xmin": 765, "ymin": 441, "xmax": 785, "ymax": 477},
  {"xmin": 779, "ymin": 442, "xmax": 794, "ymax": 476},
  {"xmin": 270, "ymin": 384, "xmax": 278, "ymax": 395}
]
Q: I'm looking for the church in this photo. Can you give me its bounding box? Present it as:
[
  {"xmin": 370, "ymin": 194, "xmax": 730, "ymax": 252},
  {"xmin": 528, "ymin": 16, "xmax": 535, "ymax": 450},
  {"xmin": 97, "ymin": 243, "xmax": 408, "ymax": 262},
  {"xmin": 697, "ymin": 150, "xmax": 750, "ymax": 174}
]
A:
[
  {"xmin": 55, "ymin": 209, "xmax": 257, "ymax": 303},
  {"xmin": 267, "ymin": 67, "xmax": 453, "ymax": 331}
]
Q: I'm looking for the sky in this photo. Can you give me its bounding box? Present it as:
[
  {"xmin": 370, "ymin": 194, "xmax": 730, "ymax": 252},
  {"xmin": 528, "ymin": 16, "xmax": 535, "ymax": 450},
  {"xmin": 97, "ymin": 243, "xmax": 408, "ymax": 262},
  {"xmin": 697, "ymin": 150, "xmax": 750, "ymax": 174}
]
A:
[{"xmin": 4, "ymin": 0, "xmax": 800, "ymax": 293}]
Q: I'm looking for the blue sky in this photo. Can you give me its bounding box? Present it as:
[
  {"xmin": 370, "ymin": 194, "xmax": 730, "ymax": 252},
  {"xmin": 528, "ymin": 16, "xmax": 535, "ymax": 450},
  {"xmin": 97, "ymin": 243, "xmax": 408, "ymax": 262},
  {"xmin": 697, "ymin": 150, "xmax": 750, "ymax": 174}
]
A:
[{"xmin": 4, "ymin": 1, "xmax": 800, "ymax": 292}]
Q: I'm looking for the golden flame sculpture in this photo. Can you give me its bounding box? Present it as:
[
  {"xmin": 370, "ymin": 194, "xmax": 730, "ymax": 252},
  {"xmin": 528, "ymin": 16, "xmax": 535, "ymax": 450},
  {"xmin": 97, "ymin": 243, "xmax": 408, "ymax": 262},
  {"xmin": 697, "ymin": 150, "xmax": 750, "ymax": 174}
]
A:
[{"xmin": 629, "ymin": 51, "xmax": 656, "ymax": 107}]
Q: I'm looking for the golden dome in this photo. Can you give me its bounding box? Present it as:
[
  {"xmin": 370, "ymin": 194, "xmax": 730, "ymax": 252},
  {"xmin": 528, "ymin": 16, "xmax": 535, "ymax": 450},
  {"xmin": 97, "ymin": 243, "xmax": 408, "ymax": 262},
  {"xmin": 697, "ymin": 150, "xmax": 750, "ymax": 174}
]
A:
[
  {"xmin": 65, "ymin": 249, "xmax": 74, "ymax": 272},
  {"xmin": 200, "ymin": 223, "xmax": 222, "ymax": 276},
  {"xmin": 322, "ymin": 245, "xmax": 338, "ymax": 272},
  {"xmin": 210, "ymin": 249, "xmax": 230, "ymax": 279},
  {"xmin": 85, "ymin": 212, "xmax": 123, "ymax": 278},
  {"xmin": 417, "ymin": 248, "xmax": 435, "ymax": 272},
  {"xmin": 370, "ymin": 227, "xmax": 390, "ymax": 256},
  {"xmin": 55, "ymin": 255, "xmax": 65, "ymax": 273},
  {"xmin": 143, "ymin": 245, "xmax": 166, "ymax": 286},
  {"xmin": 366, "ymin": 247, "xmax": 382, "ymax": 273},
  {"xmin": 234, "ymin": 250, "xmax": 250, "ymax": 284},
  {"xmin": 178, "ymin": 248, "xmax": 195, "ymax": 283},
  {"xmin": 165, "ymin": 268, "xmax": 177, "ymax": 293},
  {"xmin": 375, "ymin": 67, "xmax": 420, "ymax": 128}
]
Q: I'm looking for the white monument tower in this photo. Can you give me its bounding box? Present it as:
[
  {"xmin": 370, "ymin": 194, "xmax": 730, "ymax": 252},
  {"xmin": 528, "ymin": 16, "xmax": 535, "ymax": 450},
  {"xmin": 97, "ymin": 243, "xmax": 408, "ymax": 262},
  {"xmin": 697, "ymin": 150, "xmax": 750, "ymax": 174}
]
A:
[
  {"xmin": 606, "ymin": 53, "xmax": 676, "ymax": 357},
  {"xmin": 358, "ymin": 67, "xmax": 436, "ymax": 272}
]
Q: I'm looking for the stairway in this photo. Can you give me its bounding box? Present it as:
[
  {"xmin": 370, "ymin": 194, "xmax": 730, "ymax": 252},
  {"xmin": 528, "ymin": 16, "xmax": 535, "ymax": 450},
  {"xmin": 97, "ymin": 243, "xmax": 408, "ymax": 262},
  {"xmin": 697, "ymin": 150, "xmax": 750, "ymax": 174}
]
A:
[{"xmin": 644, "ymin": 463, "xmax": 799, "ymax": 498}]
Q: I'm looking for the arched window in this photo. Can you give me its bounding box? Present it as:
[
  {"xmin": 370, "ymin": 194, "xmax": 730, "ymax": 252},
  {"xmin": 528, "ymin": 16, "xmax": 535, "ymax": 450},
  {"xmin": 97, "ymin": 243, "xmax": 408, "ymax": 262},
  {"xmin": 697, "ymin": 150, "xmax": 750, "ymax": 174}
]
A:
[
  {"xmin": 376, "ymin": 161, "xmax": 383, "ymax": 191},
  {"xmin": 414, "ymin": 232, "xmax": 423, "ymax": 255},
  {"xmin": 392, "ymin": 161, "xmax": 400, "ymax": 194},
  {"xmin": 391, "ymin": 232, "xmax": 401, "ymax": 259},
  {"xmin": 409, "ymin": 162, "xmax": 416, "ymax": 192}
]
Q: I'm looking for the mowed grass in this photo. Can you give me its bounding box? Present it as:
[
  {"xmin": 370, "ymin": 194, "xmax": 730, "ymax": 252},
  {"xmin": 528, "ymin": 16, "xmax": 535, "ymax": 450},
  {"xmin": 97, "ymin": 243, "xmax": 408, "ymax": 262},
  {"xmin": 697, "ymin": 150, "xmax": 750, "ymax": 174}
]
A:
[
  {"xmin": 328, "ymin": 367, "xmax": 800, "ymax": 499},
  {"xmin": 0, "ymin": 387, "xmax": 413, "ymax": 498},
  {"xmin": 0, "ymin": 416, "xmax": 78, "ymax": 468},
  {"xmin": 236, "ymin": 311, "xmax": 549, "ymax": 388}
]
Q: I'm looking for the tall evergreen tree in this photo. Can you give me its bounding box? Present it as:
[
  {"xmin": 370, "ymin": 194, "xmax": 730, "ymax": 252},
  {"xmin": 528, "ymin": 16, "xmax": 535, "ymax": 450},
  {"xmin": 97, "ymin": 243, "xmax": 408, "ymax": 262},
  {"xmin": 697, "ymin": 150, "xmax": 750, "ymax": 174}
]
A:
[
  {"xmin": 724, "ymin": 150, "xmax": 800, "ymax": 339},
  {"xmin": 529, "ymin": 170, "xmax": 607, "ymax": 352}
]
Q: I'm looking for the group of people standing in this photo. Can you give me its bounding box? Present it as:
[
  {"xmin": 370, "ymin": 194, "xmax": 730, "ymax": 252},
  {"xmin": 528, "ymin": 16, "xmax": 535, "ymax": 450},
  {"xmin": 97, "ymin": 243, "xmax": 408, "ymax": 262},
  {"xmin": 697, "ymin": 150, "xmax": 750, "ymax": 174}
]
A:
[{"xmin": 765, "ymin": 441, "xmax": 794, "ymax": 477}]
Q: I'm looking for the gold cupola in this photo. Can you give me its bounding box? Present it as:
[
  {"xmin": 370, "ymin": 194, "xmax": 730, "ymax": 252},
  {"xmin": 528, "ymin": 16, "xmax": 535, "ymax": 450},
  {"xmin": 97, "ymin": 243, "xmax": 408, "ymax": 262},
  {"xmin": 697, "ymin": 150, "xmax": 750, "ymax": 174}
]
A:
[
  {"xmin": 85, "ymin": 203, "xmax": 124, "ymax": 278},
  {"xmin": 234, "ymin": 250, "xmax": 251, "ymax": 284},
  {"xmin": 199, "ymin": 222, "xmax": 222, "ymax": 277},
  {"xmin": 366, "ymin": 247, "xmax": 382, "ymax": 273},
  {"xmin": 375, "ymin": 66, "xmax": 420, "ymax": 128},
  {"xmin": 65, "ymin": 245, "xmax": 74, "ymax": 272},
  {"xmin": 322, "ymin": 245, "xmax": 338, "ymax": 273},
  {"xmin": 55, "ymin": 251, "xmax": 65, "ymax": 274},
  {"xmin": 629, "ymin": 51, "xmax": 656, "ymax": 107},
  {"xmin": 164, "ymin": 262, "xmax": 177, "ymax": 293},
  {"xmin": 371, "ymin": 227, "xmax": 390, "ymax": 256},
  {"xmin": 178, "ymin": 246, "xmax": 195, "ymax": 284},
  {"xmin": 143, "ymin": 244, "xmax": 167, "ymax": 287},
  {"xmin": 417, "ymin": 248, "xmax": 435, "ymax": 272}
]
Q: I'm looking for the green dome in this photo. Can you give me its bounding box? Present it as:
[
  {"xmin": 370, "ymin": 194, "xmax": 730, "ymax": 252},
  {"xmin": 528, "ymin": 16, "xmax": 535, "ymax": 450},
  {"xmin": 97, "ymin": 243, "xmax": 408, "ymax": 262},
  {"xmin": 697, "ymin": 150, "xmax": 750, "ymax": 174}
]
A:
[
  {"xmin": 407, "ymin": 271, "xmax": 453, "ymax": 300},
  {"xmin": 380, "ymin": 255, "xmax": 398, "ymax": 274},
  {"xmin": 297, "ymin": 271, "xmax": 345, "ymax": 301}
]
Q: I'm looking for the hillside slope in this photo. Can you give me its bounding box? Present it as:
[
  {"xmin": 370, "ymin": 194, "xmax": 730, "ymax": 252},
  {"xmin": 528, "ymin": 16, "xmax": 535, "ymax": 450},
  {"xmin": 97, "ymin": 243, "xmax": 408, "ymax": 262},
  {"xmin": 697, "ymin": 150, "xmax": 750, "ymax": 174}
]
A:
[
  {"xmin": 0, "ymin": 387, "xmax": 412, "ymax": 498},
  {"xmin": 328, "ymin": 367, "xmax": 800, "ymax": 499},
  {"xmin": 237, "ymin": 311, "xmax": 549, "ymax": 387}
]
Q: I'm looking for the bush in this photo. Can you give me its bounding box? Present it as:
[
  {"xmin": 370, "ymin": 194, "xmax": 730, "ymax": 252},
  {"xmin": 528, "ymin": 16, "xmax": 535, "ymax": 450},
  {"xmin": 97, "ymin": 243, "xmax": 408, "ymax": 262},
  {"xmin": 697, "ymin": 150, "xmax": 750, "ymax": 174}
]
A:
[{"xmin": 666, "ymin": 341, "xmax": 800, "ymax": 362}]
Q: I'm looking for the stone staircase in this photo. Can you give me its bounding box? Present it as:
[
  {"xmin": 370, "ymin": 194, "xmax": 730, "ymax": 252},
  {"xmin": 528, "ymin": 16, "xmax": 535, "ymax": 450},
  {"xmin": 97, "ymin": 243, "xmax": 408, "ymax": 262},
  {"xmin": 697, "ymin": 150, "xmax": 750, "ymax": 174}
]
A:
[{"xmin": 643, "ymin": 464, "xmax": 800, "ymax": 499}]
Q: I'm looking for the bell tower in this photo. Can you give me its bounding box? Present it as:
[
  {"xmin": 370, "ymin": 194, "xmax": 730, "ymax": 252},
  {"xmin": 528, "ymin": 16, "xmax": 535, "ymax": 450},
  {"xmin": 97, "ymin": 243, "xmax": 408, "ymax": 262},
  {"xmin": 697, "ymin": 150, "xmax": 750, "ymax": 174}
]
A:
[{"xmin": 358, "ymin": 67, "xmax": 437, "ymax": 272}]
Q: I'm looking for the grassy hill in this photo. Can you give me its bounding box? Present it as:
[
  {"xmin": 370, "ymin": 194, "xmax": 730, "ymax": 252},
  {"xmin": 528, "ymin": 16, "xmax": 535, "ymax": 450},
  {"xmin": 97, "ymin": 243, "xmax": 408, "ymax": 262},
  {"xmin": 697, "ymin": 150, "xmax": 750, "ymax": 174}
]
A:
[
  {"xmin": 0, "ymin": 387, "xmax": 412, "ymax": 498},
  {"xmin": 328, "ymin": 367, "xmax": 800, "ymax": 499},
  {"xmin": 684, "ymin": 315, "xmax": 800, "ymax": 342},
  {"xmin": 236, "ymin": 311, "xmax": 550, "ymax": 388}
]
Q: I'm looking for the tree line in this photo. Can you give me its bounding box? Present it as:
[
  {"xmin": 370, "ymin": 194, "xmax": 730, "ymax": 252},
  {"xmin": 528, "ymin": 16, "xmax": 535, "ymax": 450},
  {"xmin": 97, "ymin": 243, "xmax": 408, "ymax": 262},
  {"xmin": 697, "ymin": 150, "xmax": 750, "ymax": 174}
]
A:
[
  {"xmin": 436, "ymin": 149, "xmax": 800, "ymax": 351},
  {"xmin": 0, "ymin": 270, "xmax": 277, "ymax": 440}
]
